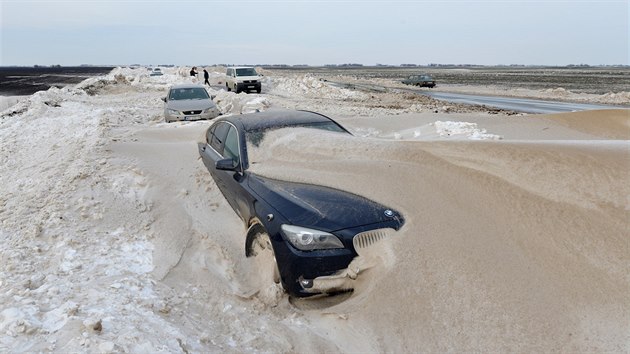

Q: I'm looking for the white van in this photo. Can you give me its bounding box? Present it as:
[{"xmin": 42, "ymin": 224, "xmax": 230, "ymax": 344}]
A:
[{"xmin": 225, "ymin": 67, "xmax": 262, "ymax": 93}]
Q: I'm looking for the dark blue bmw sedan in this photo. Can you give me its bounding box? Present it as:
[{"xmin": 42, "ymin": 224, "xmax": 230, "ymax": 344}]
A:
[{"xmin": 198, "ymin": 110, "xmax": 404, "ymax": 297}]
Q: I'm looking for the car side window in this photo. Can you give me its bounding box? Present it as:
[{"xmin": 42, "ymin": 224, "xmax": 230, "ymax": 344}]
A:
[
  {"xmin": 206, "ymin": 125, "xmax": 216, "ymax": 145},
  {"xmin": 223, "ymin": 126, "xmax": 240, "ymax": 167},
  {"xmin": 210, "ymin": 122, "xmax": 230, "ymax": 154}
]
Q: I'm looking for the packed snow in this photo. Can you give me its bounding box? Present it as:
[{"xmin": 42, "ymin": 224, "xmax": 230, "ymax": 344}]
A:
[{"xmin": 1, "ymin": 67, "xmax": 628, "ymax": 352}]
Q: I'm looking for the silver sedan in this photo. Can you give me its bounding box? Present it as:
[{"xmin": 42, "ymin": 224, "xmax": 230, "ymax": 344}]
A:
[{"xmin": 163, "ymin": 84, "xmax": 221, "ymax": 123}]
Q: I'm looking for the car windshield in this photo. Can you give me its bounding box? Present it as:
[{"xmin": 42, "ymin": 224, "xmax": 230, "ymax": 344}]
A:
[
  {"xmin": 169, "ymin": 88, "xmax": 209, "ymax": 100},
  {"xmin": 246, "ymin": 121, "xmax": 347, "ymax": 148},
  {"xmin": 235, "ymin": 68, "xmax": 258, "ymax": 76},
  {"xmin": 245, "ymin": 121, "xmax": 349, "ymax": 167}
]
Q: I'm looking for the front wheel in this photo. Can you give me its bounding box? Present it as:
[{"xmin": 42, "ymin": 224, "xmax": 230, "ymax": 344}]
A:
[
  {"xmin": 251, "ymin": 232, "xmax": 280, "ymax": 285},
  {"xmin": 249, "ymin": 231, "xmax": 285, "ymax": 305}
]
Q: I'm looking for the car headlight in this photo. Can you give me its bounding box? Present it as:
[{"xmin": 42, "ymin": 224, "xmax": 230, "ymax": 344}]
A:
[
  {"xmin": 167, "ymin": 109, "xmax": 180, "ymax": 116},
  {"xmin": 281, "ymin": 225, "xmax": 344, "ymax": 251},
  {"xmin": 202, "ymin": 107, "xmax": 215, "ymax": 114}
]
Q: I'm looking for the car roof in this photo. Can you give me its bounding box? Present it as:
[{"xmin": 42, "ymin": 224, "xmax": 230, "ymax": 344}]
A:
[
  {"xmin": 221, "ymin": 110, "xmax": 340, "ymax": 132},
  {"xmin": 169, "ymin": 83, "xmax": 206, "ymax": 89},
  {"xmin": 227, "ymin": 66, "xmax": 255, "ymax": 69}
]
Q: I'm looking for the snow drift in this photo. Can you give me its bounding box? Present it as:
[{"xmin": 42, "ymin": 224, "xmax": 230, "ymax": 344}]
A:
[{"xmin": 1, "ymin": 67, "xmax": 628, "ymax": 352}]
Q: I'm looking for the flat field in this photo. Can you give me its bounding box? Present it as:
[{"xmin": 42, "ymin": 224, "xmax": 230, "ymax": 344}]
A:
[{"xmin": 266, "ymin": 65, "xmax": 630, "ymax": 94}]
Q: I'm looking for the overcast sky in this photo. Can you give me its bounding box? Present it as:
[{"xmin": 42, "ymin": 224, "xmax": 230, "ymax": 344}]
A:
[{"xmin": 1, "ymin": 0, "xmax": 628, "ymax": 66}]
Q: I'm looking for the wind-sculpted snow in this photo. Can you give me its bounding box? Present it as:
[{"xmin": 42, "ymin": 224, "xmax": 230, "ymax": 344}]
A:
[
  {"xmin": 268, "ymin": 74, "xmax": 370, "ymax": 100},
  {"xmin": 210, "ymin": 90, "xmax": 271, "ymax": 115},
  {"xmin": 0, "ymin": 66, "xmax": 628, "ymax": 352}
]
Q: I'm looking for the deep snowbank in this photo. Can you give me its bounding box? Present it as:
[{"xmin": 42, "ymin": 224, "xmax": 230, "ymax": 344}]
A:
[{"xmin": 1, "ymin": 67, "xmax": 628, "ymax": 352}]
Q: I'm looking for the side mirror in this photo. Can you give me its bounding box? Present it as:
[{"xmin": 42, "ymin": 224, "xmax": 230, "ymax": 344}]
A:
[
  {"xmin": 162, "ymin": 97, "xmax": 167, "ymax": 102},
  {"xmin": 216, "ymin": 158, "xmax": 237, "ymax": 171},
  {"xmin": 211, "ymin": 95, "xmax": 216, "ymax": 100}
]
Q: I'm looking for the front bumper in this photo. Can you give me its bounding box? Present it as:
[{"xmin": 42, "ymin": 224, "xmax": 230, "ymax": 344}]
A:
[
  {"xmin": 299, "ymin": 228, "xmax": 394, "ymax": 294},
  {"xmin": 298, "ymin": 253, "xmax": 372, "ymax": 294},
  {"xmin": 273, "ymin": 224, "xmax": 400, "ymax": 297},
  {"xmin": 164, "ymin": 108, "xmax": 221, "ymax": 122},
  {"xmin": 236, "ymin": 82, "xmax": 261, "ymax": 91}
]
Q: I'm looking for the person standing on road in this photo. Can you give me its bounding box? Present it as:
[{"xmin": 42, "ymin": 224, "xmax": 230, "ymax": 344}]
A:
[
  {"xmin": 203, "ymin": 69, "xmax": 210, "ymax": 86},
  {"xmin": 190, "ymin": 66, "xmax": 198, "ymax": 77}
]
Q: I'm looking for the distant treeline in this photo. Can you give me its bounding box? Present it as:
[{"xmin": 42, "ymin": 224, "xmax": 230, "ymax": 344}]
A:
[
  {"xmin": 5, "ymin": 63, "xmax": 627, "ymax": 70},
  {"xmin": 213, "ymin": 63, "xmax": 628, "ymax": 68}
]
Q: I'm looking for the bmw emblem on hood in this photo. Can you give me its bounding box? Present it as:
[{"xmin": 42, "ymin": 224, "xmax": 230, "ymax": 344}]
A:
[{"xmin": 384, "ymin": 209, "xmax": 395, "ymax": 218}]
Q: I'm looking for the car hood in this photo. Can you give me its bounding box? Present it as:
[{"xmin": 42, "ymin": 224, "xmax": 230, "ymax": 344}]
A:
[
  {"xmin": 167, "ymin": 99, "xmax": 215, "ymax": 110},
  {"xmin": 248, "ymin": 175, "xmax": 403, "ymax": 232}
]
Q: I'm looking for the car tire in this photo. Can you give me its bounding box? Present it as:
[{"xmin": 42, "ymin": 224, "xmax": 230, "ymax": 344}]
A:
[
  {"xmin": 235, "ymin": 86, "xmax": 241, "ymax": 94},
  {"xmin": 256, "ymin": 88, "xmax": 261, "ymax": 94},
  {"xmin": 251, "ymin": 230, "xmax": 281, "ymax": 285}
]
